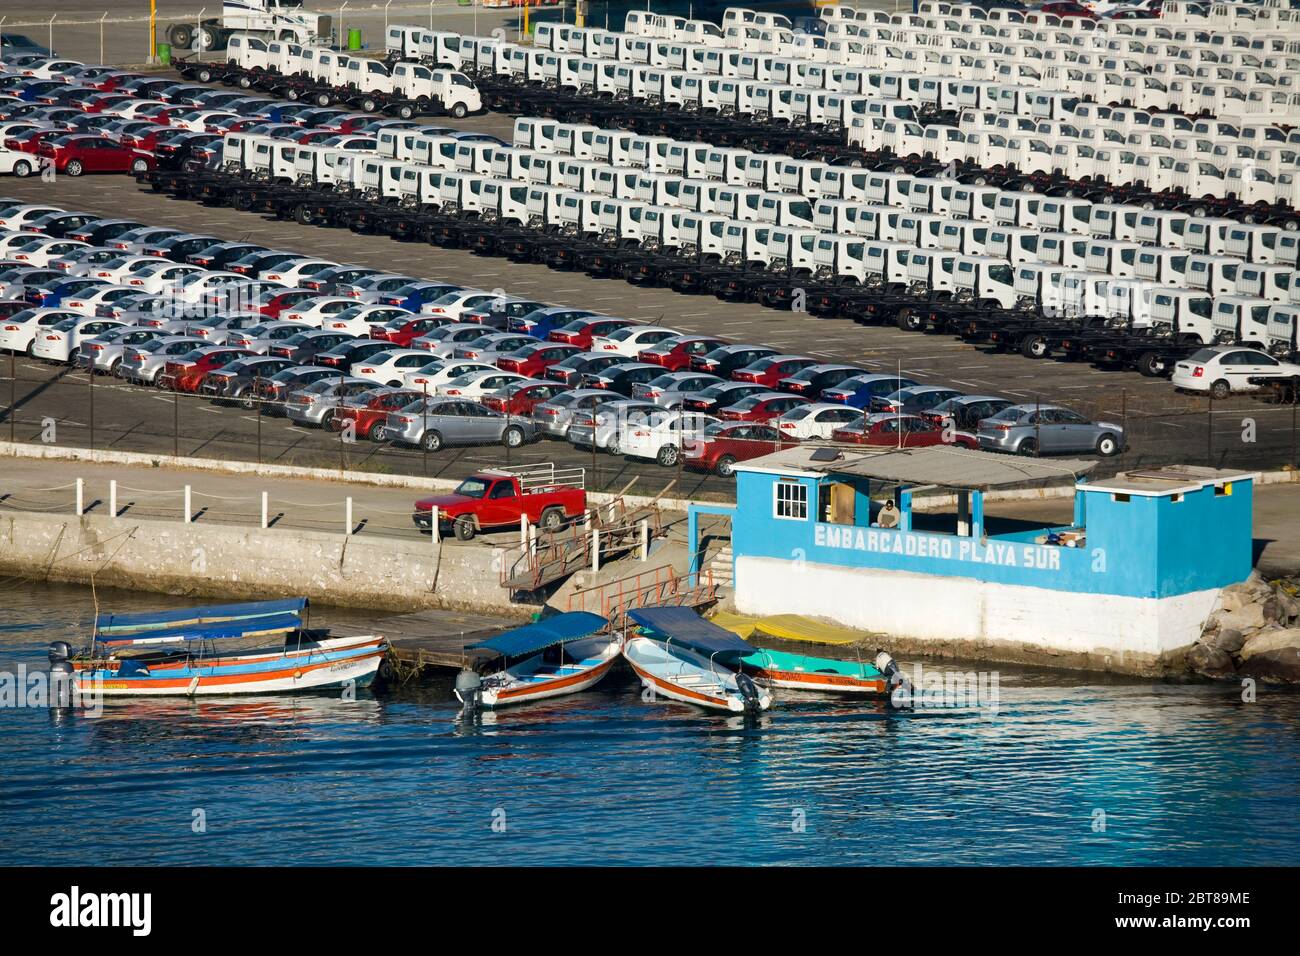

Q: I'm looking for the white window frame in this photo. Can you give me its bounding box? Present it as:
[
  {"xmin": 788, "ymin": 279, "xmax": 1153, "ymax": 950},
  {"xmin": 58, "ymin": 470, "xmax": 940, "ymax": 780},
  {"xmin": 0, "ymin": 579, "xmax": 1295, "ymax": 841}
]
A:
[{"xmin": 773, "ymin": 480, "xmax": 808, "ymax": 521}]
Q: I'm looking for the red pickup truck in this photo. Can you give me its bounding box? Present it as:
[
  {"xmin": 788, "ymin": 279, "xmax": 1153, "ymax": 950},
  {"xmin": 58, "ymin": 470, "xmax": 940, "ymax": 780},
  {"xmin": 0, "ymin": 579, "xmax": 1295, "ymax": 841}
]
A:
[{"xmin": 413, "ymin": 467, "xmax": 587, "ymax": 541}]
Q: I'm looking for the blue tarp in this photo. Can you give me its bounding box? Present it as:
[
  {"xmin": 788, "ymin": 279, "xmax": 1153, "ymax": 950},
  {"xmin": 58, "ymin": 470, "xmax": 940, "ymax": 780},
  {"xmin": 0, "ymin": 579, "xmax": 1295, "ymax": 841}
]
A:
[
  {"xmin": 626, "ymin": 606, "xmax": 756, "ymax": 656},
  {"xmin": 96, "ymin": 598, "xmax": 309, "ymax": 637},
  {"xmin": 469, "ymin": 611, "xmax": 608, "ymax": 658},
  {"xmin": 97, "ymin": 612, "xmax": 306, "ymax": 647}
]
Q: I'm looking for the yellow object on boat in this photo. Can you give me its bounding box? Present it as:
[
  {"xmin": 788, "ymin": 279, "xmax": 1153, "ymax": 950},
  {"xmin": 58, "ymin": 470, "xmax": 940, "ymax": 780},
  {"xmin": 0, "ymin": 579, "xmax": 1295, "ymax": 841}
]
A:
[{"xmin": 707, "ymin": 612, "xmax": 866, "ymax": 646}]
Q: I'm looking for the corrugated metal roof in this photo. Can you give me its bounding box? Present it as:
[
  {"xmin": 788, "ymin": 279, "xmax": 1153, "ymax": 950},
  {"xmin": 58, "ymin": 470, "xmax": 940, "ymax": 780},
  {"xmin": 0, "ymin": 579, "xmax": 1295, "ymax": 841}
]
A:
[{"xmin": 737, "ymin": 445, "xmax": 1096, "ymax": 490}]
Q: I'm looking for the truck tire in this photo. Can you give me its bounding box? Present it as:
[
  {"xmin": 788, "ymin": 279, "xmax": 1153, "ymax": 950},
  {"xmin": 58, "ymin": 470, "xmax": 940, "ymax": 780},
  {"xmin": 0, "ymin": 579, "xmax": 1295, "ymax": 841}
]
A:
[
  {"xmin": 895, "ymin": 308, "xmax": 923, "ymax": 332},
  {"xmin": 1137, "ymin": 352, "xmax": 1167, "ymax": 377},
  {"xmin": 1210, "ymin": 379, "xmax": 1231, "ymax": 401},
  {"xmin": 421, "ymin": 429, "xmax": 443, "ymax": 452},
  {"xmin": 453, "ymin": 515, "xmax": 476, "ymax": 541},
  {"xmin": 1020, "ymin": 334, "xmax": 1049, "ymax": 359},
  {"xmin": 315, "ymin": 91, "xmax": 333, "ymax": 107},
  {"xmin": 168, "ymin": 23, "xmax": 195, "ymax": 50},
  {"xmin": 502, "ymin": 425, "xmax": 525, "ymax": 448},
  {"xmin": 539, "ymin": 507, "xmax": 565, "ymax": 532},
  {"xmin": 396, "ymin": 103, "xmax": 416, "ymax": 120},
  {"xmin": 238, "ymin": 74, "xmax": 253, "ymax": 89},
  {"xmin": 198, "ymin": 25, "xmax": 221, "ymax": 51},
  {"xmin": 656, "ymin": 444, "xmax": 680, "ymax": 467},
  {"xmin": 450, "ymin": 102, "xmax": 469, "ymax": 119},
  {"xmin": 360, "ymin": 95, "xmax": 380, "ymax": 113},
  {"xmin": 294, "ymin": 205, "xmax": 314, "ymax": 226},
  {"xmin": 1096, "ymin": 433, "xmax": 1120, "ymax": 457},
  {"xmin": 195, "ymin": 66, "xmax": 215, "ymax": 82}
]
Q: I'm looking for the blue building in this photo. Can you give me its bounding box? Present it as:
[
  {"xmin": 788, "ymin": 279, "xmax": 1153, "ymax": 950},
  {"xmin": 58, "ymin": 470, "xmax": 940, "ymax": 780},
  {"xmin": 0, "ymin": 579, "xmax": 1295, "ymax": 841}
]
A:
[{"xmin": 688, "ymin": 447, "xmax": 1257, "ymax": 671}]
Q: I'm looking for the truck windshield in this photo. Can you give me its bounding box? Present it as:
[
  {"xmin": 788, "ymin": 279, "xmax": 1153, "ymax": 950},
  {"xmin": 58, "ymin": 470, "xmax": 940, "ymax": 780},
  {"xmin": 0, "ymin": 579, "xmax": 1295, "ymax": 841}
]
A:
[{"xmin": 454, "ymin": 478, "xmax": 490, "ymax": 499}]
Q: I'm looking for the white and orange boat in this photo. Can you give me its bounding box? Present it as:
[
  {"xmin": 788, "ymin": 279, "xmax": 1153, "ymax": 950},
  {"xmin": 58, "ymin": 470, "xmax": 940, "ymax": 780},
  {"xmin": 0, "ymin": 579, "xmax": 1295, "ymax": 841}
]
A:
[
  {"xmin": 56, "ymin": 598, "xmax": 388, "ymax": 697},
  {"xmin": 623, "ymin": 607, "xmax": 771, "ymax": 714},
  {"xmin": 454, "ymin": 611, "xmax": 620, "ymax": 710}
]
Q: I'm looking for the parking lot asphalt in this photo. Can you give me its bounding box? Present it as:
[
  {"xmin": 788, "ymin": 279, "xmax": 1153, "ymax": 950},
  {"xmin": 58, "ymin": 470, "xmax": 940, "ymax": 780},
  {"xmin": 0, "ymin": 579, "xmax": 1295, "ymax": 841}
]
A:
[{"xmin": 5, "ymin": 169, "xmax": 1299, "ymax": 485}]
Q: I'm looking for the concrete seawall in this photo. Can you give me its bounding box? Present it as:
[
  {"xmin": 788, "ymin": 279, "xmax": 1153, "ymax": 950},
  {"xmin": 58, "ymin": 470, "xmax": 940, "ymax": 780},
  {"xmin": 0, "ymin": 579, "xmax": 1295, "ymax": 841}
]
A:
[{"xmin": 0, "ymin": 510, "xmax": 532, "ymax": 618}]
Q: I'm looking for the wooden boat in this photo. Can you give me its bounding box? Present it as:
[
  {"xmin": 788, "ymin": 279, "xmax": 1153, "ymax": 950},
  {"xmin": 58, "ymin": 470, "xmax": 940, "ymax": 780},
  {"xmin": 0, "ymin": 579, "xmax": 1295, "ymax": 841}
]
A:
[
  {"xmin": 55, "ymin": 598, "xmax": 388, "ymax": 697},
  {"xmin": 739, "ymin": 647, "xmax": 903, "ymax": 695},
  {"xmin": 623, "ymin": 606, "xmax": 771, "ymax": 714},
  {"xmin": 455, "ymin": 611, "xmax": 620, "ymax": 710}
]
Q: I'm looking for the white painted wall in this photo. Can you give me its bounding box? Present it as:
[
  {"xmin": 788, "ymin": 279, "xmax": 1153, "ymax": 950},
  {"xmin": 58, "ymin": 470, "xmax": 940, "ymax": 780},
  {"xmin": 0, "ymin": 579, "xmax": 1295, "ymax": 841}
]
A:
[{"xmin": 735, "ymin": 556, "xmax": 1221, "ymax": 671}]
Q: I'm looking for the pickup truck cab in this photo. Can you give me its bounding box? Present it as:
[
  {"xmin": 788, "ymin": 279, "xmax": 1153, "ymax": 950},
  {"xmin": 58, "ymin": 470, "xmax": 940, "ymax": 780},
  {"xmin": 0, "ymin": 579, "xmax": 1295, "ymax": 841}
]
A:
[{"xmin": 412, "ymin": 466, "xmax": 587, "ymax": 540}]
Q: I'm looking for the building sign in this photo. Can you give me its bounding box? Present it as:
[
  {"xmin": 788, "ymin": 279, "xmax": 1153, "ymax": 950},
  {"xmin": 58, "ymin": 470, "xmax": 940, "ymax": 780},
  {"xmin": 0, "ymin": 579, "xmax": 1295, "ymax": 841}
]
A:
[{"xmin": 814, "ymin": 523, "xmax": 1063, "ymax": 571}]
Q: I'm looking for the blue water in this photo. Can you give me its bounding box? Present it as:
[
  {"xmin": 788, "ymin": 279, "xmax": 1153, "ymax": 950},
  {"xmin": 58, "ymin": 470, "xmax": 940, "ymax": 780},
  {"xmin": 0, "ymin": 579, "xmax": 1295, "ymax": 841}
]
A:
[{"xmin": 1, "ymin": 581, "xmax": 1298, "ymax": 866}]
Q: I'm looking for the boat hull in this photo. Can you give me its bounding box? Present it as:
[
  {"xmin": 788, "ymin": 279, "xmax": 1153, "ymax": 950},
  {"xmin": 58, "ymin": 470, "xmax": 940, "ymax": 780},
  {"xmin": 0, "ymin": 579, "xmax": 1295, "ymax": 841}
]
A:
[
  {"xmin": 73, "ymin": 636, "xmax": 387, "ymax": 697},
  {"xmin": 623, "ymin": 636, "xmax": 770, "ymax": 713},
  {"xmin": 469, "ymin": 637, "xmax": 621, "ymax": 708},
  {"xmin": 741, "ymin": 649, "xmax": 888, "ymax": 694}
]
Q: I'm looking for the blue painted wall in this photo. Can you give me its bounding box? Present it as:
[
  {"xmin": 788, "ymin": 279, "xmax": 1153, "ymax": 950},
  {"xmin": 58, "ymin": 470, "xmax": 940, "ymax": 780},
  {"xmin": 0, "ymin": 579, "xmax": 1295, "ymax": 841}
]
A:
[{"xmin": 725, "ymin": 469, "xmax": 1254, "ymax": 599}]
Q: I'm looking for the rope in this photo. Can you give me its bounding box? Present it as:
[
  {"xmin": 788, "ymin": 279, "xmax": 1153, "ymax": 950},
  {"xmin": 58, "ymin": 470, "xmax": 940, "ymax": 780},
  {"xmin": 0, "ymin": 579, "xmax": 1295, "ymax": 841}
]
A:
[
  {"xmin": 115, "ymin": 485, "xmax": 187, "ymax": 496},
  {"xmin": 189, "ymin": 491, "xmax": 259, "ymax": 502},
  {"xmin": 19, "ymin": 483, "xmax": 79, "ymax": 493}
]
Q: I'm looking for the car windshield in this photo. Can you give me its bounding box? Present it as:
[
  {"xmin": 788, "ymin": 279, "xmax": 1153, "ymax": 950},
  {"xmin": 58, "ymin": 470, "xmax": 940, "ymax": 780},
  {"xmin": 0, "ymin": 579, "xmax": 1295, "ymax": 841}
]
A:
[{"xmin": 453, "ymin": 478, "xmax": 490, "ymax": 498}]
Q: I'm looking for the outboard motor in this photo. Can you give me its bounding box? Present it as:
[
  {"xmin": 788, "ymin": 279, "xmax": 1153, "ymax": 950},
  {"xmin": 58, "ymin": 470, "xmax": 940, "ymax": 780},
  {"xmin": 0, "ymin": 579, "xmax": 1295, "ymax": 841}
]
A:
[
  {"xmin": 48, "ymin": 642, "xmax": 74, "ymax": 708},
  {"xmin": 875, "ymin": 651, "xmax": 913, "ymax": 708},
  {"xmin": 453, "ymin": 668, "xmax": 483, "ymax": 714},
  {"xmin": 734, "ymin": 671, "xmax": 763, "ymax": 714}
]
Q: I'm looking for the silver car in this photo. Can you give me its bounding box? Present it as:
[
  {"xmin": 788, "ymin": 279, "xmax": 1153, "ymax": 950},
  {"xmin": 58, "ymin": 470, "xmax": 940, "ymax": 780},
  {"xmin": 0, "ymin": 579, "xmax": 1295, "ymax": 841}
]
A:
[
  {"xmin": 631, "ymin": 371, "xmax": 725, "ymax": 408},
  {"xmin": 384, "ymin": 396, "xmax": 536, "ymax": 452},
  {"xmin": 49, "ymin": 248, "xmax": 122, "ymax": 277},
  {"xmin": 76, "ymin": 326, "xmax": 167, "ymax": 375},
  {"xmin": 121, "ymin": 336, "xmax": 205, "ymax": 384},
  {"xmin": 532, "ymin": 388, "xmax": 609, "ymax": 439},
  {"xmin": 285, "ymin": 376, "xmax": 375, "ymax": 427},
  {"xmin": 186, "ymin": 313, "xmax": 267, "ymax": 346},
  {"xmin": 566, "ymin": 398, "xmax": 659, "ymax": 455},
  {"xmin": 104, "ymin": 226, "xmax": 185, "ymax": 255},
  {"xmin": 450, "ymin": 332, "xmax": 536, "ymax": 363},
  {"xmin": 418, "ymin": 323, "xmax": 492, "ymax": 358},
  {"xmin": 976, "ymin": 404, "xmax": 1124, "ymax": 457},
  {"xmin": 224, "ymin": 321, "xmax": 311, "ymax": 354}
]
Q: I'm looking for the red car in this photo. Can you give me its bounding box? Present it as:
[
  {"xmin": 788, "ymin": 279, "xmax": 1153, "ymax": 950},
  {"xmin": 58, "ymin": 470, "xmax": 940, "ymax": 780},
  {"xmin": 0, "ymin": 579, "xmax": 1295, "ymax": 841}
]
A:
[
  {"xmin": 1038, "ymin": 2, "xmax": 1100, "ymax": 18},
  {"xmin": 4, "ymin": 128, "xmax": 68, "ymax": 155},
  {"xmin": 547, "ymin": 316, "xmax": 637, "ymax": 348},
  {"xmin": 830, "ymin": 414, "xmax": 976, "ymax": 448},
  {"xmin": 638, "ymin": 334, "xmax": 727, "ymax": 372},
  {"xmin": 496, "ymin": 342, "xmax": 583, "ymax": 378},
  {"xmin": 81, "ymin": 93, "xmax": 136, "ymax": 114},
  {"xmin": 716, "ymin": 392, "xmax": 810, "ymax": 423},
  {"xmin": 377, "ymin": 316, "xmax": 443, "ymax": 347},
  {"xmin": 328, "ymin": 388, "xmax": 422, "ymax": 440},
  {"xmin": 255, "ymin": 289, "xmax": 319, "ymax": 319},
  {"xmin": 731, "ymin": 355, "xmax": 817, "ymax": 388},
  {"xmin": 158, "ymin": 347, "xmax": 255, "ymax": 393},
  {"xmin": 684, "ymin": 422, "xmax": 799, "ymax": 478},
  {"xmin": 37, "ymin": 135, "xmax": 135, "ymax": 176},
  {"xmin": 481, "ymin": 380, "xmax": 569, "ymax": 417}
]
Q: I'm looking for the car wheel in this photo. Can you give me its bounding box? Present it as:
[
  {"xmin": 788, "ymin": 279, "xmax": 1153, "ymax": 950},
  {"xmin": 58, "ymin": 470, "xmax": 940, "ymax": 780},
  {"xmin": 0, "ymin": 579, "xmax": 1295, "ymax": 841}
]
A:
[
  {"xmin": 1017, "ymin": 438, "xmax": 1038, "ymax": 457},
  {"xmin": 1096, "ymin": 433, "xmax": 1119, "ymax": 457},
  {"xmin": 656, "ymin": 444, "xmax": 680, "ymax": 467},
  {"xmin": 1020, "ymin": 334, "xmax": 1049, "ymax": 359},
  {"xmin": 453, "ymin": 515, "xmax": 475, "ymax": 541},
  {"xmin": 421, "ymin": 430, "xmax": 443, "ymax": 452},
  {"xmin": 370, "ymin": 424, "xmax": 388, "ymax": 443},
  {"xmin": 502, "ymin": 425, "xmax": 525, "ymax": 448},
  {"xmin": 239, "ymin": 393, "xmax": 257, "ymax": 411},
  {"xmin": 605, "ymin": 437, "xmax": 621, "ymax": 456},
  {"xmin": 714, "ymin": 455, "xmax": 737, "ymax": 477},
  {"xmin": 539, "ymin": 507, "xmax": 564, "ymax": 532},
  {"xmin": 1210, "ymin": 379, "xmax": 1231, "ymax": 401},
  {"xmin": 65, "ymin": 160, "xmax": 83, "ymax": 177},
  {"xmin": 12, "ymin": 159, "xmax": 33, "ymax": 178}
]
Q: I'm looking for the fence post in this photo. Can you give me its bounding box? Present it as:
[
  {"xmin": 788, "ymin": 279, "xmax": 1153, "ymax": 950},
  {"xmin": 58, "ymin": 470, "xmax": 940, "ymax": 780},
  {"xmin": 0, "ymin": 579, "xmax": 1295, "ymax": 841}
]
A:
[
  {"xmin": 640, "ymin": 518, "xmax": 648, "ymax": 561},
  {"xmin": 1207, "ymin": 394, "xmax": 1213, "ymax": 464},
  {"xmin": 75, "ymin": 478, "xmax": 84, "ymax": 517},
  {"xmin": 184, "ymin": 485, "xmax": 191, "ymax": 523},
  {"xmin": 9, "ymin": 350, "xmax": 15, "ymax": 443},
  {"xmin": 591, "ymin": 527, "xmax": 600, "ymax": 573},
  {"xmin": 346, "ymin": 496, "xmax": 353, "ymax": 535},
  {"xmin": 48, "ymin": 15, "xmax": 55, "ymax": 56},
  {"xmin": 87, "ymin": 361, "xmax": 94, "ymax": 450},
  {"xmin": 99, "ymin": 11, "xmax": 108, "ymax": 64},
  {"xmin": 109, "ymin": 480, "xmax": 117, "ymax": 519},
  {"xmin": 519, "ymin": 513, "xmax": 527, "ymax": 544},
  {"xmin": 431, "ymin": 506, "xmax": 440, "ymax": 544}
]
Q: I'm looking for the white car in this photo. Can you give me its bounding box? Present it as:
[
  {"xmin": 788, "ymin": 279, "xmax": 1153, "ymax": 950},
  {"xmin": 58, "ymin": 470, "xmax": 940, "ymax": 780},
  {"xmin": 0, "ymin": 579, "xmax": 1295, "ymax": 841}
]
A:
[
  {"xmin": 773, "ymin": 403, "xmax": 870, "ymax": 440},
  {"xmin": 421, "ymin": 288, "xmax": 495, "ymax": 319},
  {"xmin": 61, "ymin": 284, "xmax": 139, "ymax": 316},
  {"xmin": 174, "ymin": 270, "xmax": 245, "ymax": 303},
  {"xmin": 5, "ymin": 237, "xmax": 90, "ymax": 267},
  {"xmin": 30, "ymin": 317, "xmax": 126, "ymax": 363},
  {"xmin": 351, "ymin": 349, "xmax": 434, "ymax": 386},
  {"xmin": 1172, "ymin": 346, "xmax": 1300, "ymax": 399},
  {"xmin": 318, "ymin": 304, "xmax": 410, "ymax": 337},
  {"xmin": 0, "ymin": 149, "xmax": 47, "ymax": 178},
  {"xmin": 0, "ymin": 308, "xmax": 80, "ymax": 354},
  {"xmin": 620, "ymin": 409, "xmax": 719, "ymax": 466},
  {"xmin": 436, "ymin": 368, "xmax": 529, "ymax": 400},
  {"xmin": 261, "ymin": 258, "xmax": 339, "ymax": 285},
  {"xmin": 103, "ymin": 99, "xmax": 170, "ymax": 121},
  {"xmin": 120, "ymin": 261, "xmax": 204, "ymax": 295},
  {"xmin": 0, "ymin": 205, "xmax": 62, "ymax": 231},
  {"xmin": 401, "ymin": 359, "xmax": 497, "ymax": 390},
  {"xmin": 591, "ymin": 325, "xmax": 681, "ymax": 358},
  {"xmin": 281, "ymin": 297, "xmax": 361, "ymax": 328},
  {"xmin": 19, "ymin": 59, "xmax": 84, "ymax": 79},
  {"xmin": 170, "ymin": 110, "xmax": 238, "ymax": 133},
  {"xmin": 85, "ymin": 255, "xmax": 164, "ymax": 285}
]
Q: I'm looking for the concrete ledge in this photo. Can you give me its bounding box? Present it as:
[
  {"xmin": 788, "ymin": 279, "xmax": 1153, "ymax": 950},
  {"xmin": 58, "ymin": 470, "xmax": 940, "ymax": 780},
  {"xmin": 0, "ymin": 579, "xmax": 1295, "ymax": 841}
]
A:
[{"xmin": 0, "ymin": 508, "xmax": 533, "ymax": 617}]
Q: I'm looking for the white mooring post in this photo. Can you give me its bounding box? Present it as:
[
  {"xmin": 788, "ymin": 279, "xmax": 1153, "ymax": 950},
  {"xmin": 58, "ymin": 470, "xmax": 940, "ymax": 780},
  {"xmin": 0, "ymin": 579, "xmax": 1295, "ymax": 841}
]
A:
[
  {"xmin": 261, "ymin": 492, "xmax": 269, "ymax": 530},
  {"xmin": 591, "ymin": 528, "xmax": 601, "ymax": 573},
  {"xmin": 640, "ymin": 518, "xmax": 649, "ymax": 561},
  {"xmin": 75, "ymin": 478, "xmax": 84, "ymax": 517},
  {"xmin": 184, "ymin": 485, "xmax": 192, "ymax": 523},
  {"xmin": 519, "ymin": 513, "xmax": 528, "ymax": 544},
  {"xmin": 346, "ymin": 497, "xmax": 353, "ymax": 535},
  {"xmin": 431, "ymin": 506, "xmax": 440, "ymax": 544},
  {"xmin": 109, "ymin": 480, "xmax": 117, "ymax": 520}
]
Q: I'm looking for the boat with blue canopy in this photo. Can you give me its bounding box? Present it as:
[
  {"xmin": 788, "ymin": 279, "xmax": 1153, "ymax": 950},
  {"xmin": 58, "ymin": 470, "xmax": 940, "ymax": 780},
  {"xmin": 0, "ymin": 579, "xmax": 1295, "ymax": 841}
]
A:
[
  {"xmin": 454, "ymin": 610, "xmax": 620, "ymax": 710},
  {"xmin": 623, "ymin": 606, "xmax": 771, "ymax": 714},
  {"xmin": 55, "ymin": 597, "xmax": 388, "ymax": 697}
]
